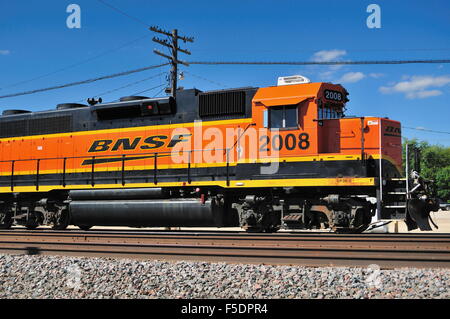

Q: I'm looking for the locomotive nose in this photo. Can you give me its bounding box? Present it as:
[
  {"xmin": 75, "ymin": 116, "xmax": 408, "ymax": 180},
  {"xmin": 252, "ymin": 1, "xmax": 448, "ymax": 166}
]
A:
[{"xmin": 406, "ymin": 198, "xmax": 437, "ymax": 231}]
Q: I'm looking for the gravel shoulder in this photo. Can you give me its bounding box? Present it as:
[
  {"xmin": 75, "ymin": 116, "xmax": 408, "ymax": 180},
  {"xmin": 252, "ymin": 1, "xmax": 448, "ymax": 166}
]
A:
[
  {"xmin": 0, "ymin": 254, "xmax": 449, "ymax": 299},
  {"xmin": 387, "ymin": 210, "xmax": 450, "ymax": 233}
]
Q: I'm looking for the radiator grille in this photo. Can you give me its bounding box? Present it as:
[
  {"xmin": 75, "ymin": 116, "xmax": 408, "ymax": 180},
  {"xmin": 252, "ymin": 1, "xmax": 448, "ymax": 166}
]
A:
[
  {"xmin": 0, "ymin": 115, "xmax": 73, "ymax": 138},
  {"xmin": 0, "ymin": 120, "xmax": 28, "ymax": 138},
  {"xmin": 199, "ymin": 90, "xmax": 246, "ymax": 117}
]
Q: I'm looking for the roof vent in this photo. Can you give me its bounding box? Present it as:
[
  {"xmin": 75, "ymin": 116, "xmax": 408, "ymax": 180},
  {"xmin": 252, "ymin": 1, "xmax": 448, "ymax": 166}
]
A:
[
  {"xmin": 2, "ymin": 109, "xmax": 31, "ymax": 116},
  {"xmin": 277, "ymin": 75, "xmax": 311, "ymax": 86},
  {"xmin": 199, "ymin": 90, "xmax": 246, "ymax": 117},
  {"xmin": 119, "ymin": 96, "xmax": 149, "ymax": 102},
  {"xmin": 56, "ymin": 103, "xmax": 87, "ymax": 110}
]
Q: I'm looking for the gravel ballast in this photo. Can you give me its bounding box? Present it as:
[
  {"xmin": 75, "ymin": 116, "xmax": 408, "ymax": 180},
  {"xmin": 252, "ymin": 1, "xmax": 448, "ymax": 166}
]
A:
[{"xmin": 0, "ymin": 254, "xmax": 449, "ymax": 299}]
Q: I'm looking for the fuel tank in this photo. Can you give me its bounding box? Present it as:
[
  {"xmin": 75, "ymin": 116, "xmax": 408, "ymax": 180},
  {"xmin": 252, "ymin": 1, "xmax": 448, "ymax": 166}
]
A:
[
  {"xmin": 69, "ymin": 198, "xmax": 224, "ymax": 227},
  {"xmin": 69, "ymin": 188, "xmax": 169, "ymax": 200}
]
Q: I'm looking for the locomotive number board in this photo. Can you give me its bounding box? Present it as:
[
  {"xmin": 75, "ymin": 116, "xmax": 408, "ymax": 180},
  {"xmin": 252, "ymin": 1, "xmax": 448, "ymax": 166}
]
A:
[{"xmin": 324, "ymin": 90, "xmax": 343, "ymax": 102}]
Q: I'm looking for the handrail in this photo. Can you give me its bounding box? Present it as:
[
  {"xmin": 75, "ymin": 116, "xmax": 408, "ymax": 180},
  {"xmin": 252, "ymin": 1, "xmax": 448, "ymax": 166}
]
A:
[
  {"xmin": 1, "ymin": 146, "xmax": 241, "ymax": 190},
  {"xmin": 36, "ymin": 159, "xmax": 40, "ymax": 190},
  {"xmin": 121, "ymin": 155, "xmax": 126, "ymax": 186},
  {"xmin": 360, "ymin": 117, "xmax": 365, "ymax": 165},
  {"xmin": 62, "ymin": 157, "xmax": 67, "ymax": 187},
  {"xmin": 226, "ymin": 123, "xmax": 256, "ymax": 154},
  {"xmin": 153, "ymin": 152, "xmax": 158, "ymax": 185},
  {"xmin": 91, "ymin": 156, "xmax": 95, "ymax": 186},
  {"xmin": 226, "ymin": 149, "xmax": 230, "ymax": 186},
  {"xmin": 10, "ymin": 160, "xmax": 15, "ymax": 191},
  {"xmin": 187, "ymin": 151, "xmax": 192, "ymax": 184}
]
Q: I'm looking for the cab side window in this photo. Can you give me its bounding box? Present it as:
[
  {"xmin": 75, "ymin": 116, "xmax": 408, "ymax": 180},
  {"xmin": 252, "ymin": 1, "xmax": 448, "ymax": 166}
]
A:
[
  {"xmin": 318, "ymin": 105, "xmax": 344, "ymax": 119},
  {"xmin": 269, "ymin": 105, "xmax": 298, "ymax": 129}
]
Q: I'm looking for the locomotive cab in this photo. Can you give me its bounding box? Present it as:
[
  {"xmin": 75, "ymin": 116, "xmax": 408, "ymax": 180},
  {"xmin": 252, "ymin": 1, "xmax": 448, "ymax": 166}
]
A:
[{"xmin": 252, "ymin": 82, "xmax": 349, "ymax": 160}]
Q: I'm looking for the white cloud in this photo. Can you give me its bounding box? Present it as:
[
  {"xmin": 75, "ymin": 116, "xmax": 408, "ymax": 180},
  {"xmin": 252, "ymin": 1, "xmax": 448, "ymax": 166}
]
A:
[
  {"xmin": 319, "ymin": 70, "xmax": 335, "ymax": 80},
  {"xmin": 336, "ymin": 72, "xmax": 365, "ymax": 83},
  {"xmin": 312, "ymin": 50, "xmax": 348, "ymax": 81},
  {"xmin": 311, "ymin": 49, "xmax": 347, "ymax": 62},
  {"xmin": 407, "ymin": 90, "xmax": 442, "ymax": 99},
  {"xmin": 0, "ymin": 50, "xmax": 10, "ymax": 55},
  {"xmin": 369, "ymin": 73, "xmax": 384, "ymax": 78},
  {"xmin": 379, "ymin": 75, "xmax": 450, "ymax": 99}
]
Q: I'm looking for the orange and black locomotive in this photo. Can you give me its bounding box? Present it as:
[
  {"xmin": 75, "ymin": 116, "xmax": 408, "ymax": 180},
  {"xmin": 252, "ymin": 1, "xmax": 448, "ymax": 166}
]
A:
[{"xmin": 0, "ymin": 76, "xmax": 439, "ymax": 232}]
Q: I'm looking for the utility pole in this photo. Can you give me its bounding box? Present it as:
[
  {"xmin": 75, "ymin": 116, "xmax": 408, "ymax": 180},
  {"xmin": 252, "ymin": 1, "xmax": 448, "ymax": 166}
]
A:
[{"xmin": 150, "ymin": 26, "xmax": 194, "ymax": 99}]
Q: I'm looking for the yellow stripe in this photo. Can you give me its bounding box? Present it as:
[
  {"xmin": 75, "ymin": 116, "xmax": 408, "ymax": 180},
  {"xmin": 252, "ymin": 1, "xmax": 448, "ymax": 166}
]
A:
[
  {"xmin": 243, "ymin": 154, "xmax": 362, "ymax": 163},
  {"xmin": 0, "ymin": 118, "xmax": 253, "ymax": 142},
  {"xmin": 0, "ymin": 177, "xmax": 375, "ymax": 193}
]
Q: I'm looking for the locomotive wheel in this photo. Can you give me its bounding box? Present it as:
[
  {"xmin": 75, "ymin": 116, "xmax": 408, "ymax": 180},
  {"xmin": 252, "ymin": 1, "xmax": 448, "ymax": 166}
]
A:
[
  {"xmin": 334, "ymin": 225, "xmax": 369, "ymax": 234},
  {"xmin": 261, "ymin": 225, "xmax": 280, "ymax": 233},
  {"xmin": 245, "ymin": 224, "xmax": 280, "ymax": 233},
  {"xmin": 25, "ymin": 211, "xmax": 40, "ymax": 230},
  {"xmin": 78, "ymin": 225, "xmax": 92, "ymax": 231},
  {"xmin": 245, "ymin": 211, "xmax": 280, "ymax": 233},
  {"xmin": 0, "ymin": 210, "xmax": 13, "ymax": 229},
  {"xmin": 52, "ymin": 209, "xmax": 70, "ymax": 230}
]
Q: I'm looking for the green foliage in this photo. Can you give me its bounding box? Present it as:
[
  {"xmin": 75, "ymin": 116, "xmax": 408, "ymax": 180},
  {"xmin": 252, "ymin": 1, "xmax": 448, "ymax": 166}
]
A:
[{"xmin": 403, "ymin": 138, "xmax": 450, "ymax": 201}]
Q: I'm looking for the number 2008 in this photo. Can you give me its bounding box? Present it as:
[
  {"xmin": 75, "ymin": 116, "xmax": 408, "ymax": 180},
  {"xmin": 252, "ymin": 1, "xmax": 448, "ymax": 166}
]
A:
[{"xmin": 259, "ymin": 133, "xmax": 310, "ymax": 151}]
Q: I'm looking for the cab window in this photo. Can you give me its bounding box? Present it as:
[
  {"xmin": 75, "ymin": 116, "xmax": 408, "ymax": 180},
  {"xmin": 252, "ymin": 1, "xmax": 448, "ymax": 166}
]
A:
[
  {"xmin": 318, "ymin": 104, "xmax": 343, "ymax": 119},
  {"xmin": 269, "ymin": 105, "xmax": 298, "ymax": 129}
]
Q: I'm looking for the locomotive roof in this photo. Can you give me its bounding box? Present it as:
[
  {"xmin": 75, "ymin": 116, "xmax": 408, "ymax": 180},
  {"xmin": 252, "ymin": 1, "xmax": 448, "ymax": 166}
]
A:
[
  {"xmin": 0, "ymin": 86, "xmax": 258, "ymax": 117},
  {"xmin": 0, "ymin": 86, "xmax": 257, "ymax": 139}
]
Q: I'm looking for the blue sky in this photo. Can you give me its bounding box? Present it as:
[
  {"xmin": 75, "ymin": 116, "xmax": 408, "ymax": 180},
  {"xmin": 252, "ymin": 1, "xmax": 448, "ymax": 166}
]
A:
[{"xmin": 0, "ymin": 0, "xmax": 449, "ymax": 145}]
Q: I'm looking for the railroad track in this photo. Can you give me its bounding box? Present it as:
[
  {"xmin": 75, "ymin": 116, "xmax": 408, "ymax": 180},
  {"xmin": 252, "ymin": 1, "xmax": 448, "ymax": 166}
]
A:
[{"xmin": 0, "ymin": 228, "xmax": 449, "ymax": 268}]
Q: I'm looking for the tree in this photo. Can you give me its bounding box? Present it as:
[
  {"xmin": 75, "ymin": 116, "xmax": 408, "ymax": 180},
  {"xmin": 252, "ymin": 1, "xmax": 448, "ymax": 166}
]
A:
[{"xmin": 402, "ymin": 138, "xmax": 450, "ymax": 202}]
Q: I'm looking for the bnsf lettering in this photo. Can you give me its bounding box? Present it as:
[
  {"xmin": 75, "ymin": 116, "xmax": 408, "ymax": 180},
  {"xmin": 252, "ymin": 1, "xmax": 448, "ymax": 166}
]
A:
[
  {"xmin": 384, "ymin": 126, "xmax": 401, "ymax": 137},
  {"xmin": 385, "ymin": 126, "xmax": 401, "ymax": 134},
  {"xmin": 88, "ymin": 140, "xmax": 113, "ymax": 152},
  {"xmin": 140, "ymin": 136, "xmax": 167, "ymax": 149},
  {"xmin": 111, "ymin": 137, "xmax": 142, "ymax": 151},
  {"xmin": 167, "ymin": 134, "xmax": 191, "ymax": 148},
  {"xmin": 88, "ymin": 134, "xmax": 192, "ymax": 153}
]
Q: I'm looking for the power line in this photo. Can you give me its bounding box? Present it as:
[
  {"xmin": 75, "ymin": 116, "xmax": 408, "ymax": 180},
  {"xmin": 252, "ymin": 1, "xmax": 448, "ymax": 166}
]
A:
[
  {"xmin": 1, "ymin": 34, "xmax": 151, "ymax": 90},
  {"xmin": 3, "ymin": 1, "xmax": 157, "ymax": 92},
  {"xmin": 151, "ymin": 86, "xmax": 167, "ymax": 98},
  {"xmin": 108, "ymin": 84, "xmax": 166, "ymax": 102},
  {"xmin": 91, "ymin": 72, "xmax": 164, "ymax": 97},
  {"xmin": 3, "ymin": 58, "xmax": 449, "ymax": 100},
  {"xmin": 195, "ymin": 48, "xmax": 450, "ymax": 54},
  {"xmin": 0, "ymin": 63, "xmax": 168, "ymax": 99},
  {"xmin": 129, "ymin": 83, "xmax": 166, "ymax": 97},
  {"xmin": 96, "ymin": 0, "xmax": 150, "ymax": 27},
  {"xmin": 76, "ymin": 72, "xmax": 165, "ymax": 102},
  {"xmin": 183, "ymin": 70, "xmax": 228, "ymax": 87},
  {"xmin": 188, "ymin": 59, "xmax": 450, "ymax": 65},
  {"xmin": 329, "ymin": 48, "xmax": 450, "ymax": 53},
  {"xmin": 402, "ymin": 126, "xmax": 450, "ymax": 135}
]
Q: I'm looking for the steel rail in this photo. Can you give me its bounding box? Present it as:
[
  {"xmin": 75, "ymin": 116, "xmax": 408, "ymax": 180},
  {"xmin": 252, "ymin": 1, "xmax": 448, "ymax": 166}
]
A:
[
  {"xmin": 1, "ymin": 229, "xmax": 450, "ymax": 240},
  {"xmin": 0, "ymin": 230, "xmax": 449, "ymax": 268}
]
